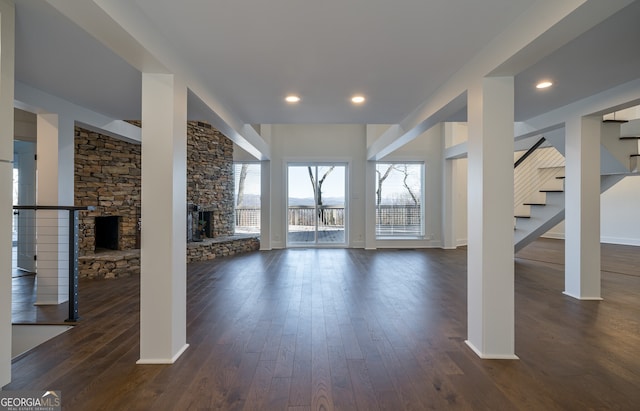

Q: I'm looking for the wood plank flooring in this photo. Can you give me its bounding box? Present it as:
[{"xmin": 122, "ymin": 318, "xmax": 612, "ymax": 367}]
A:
[{"xmin": 5, "ymin": 239, "xmax": 640, "ymax": 410}]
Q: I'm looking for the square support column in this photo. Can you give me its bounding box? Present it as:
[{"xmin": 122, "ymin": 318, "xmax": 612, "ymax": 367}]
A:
[
  {"xmin": 260, "ymin": 159, "xmax": 271, "ymax": 250},
  {"xmin": 35, "ymin": 114, "xmax": 74, "ymax": 305},
  {"xmin": 138, "ymin": 73, "xmax": 189, "ymax": 364},
  {"xmin": 466, "ymin": 77, "xmax": 517, "ymax": 359},
  {"xmin": 442, "ymin": 123, "xmax": 457, "ymax": 249},
  {"xmin": 0, "ymin": 0, "xmax": 15, "ymax": 387},
  {"xmin": 564, "ymin": 116, "xmax": 602, "ymax": 300},
  {"xmin": 364, "ymin": 160, "xmax": 377, "ymax": 249}
]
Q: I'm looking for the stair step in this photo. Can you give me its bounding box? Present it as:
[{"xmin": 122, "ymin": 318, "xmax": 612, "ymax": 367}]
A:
[
  {"xmin": 540, "ymin": 189, "xmax": 564, "ymax": 193},
  {"xmin": 515, "ymin": 215, "xmax": 531, "ymax": 219},
  {"xmin": 523, "ymin": 202, "xmax": 545, "ymax": 206},
  {"xmin": 632, "ymin": 154, "xmax": 640, "ymax": 157},
  {"xmin": 620, "ymin": 136, "xmax": 640, "ymax": 140},
  {"xmin": 555, "ymin": 176, "xmax": 565, "ymax": 179},
  {"xmin": 602, "ymin": 119, "xmax": 629, "ymax": 123}
]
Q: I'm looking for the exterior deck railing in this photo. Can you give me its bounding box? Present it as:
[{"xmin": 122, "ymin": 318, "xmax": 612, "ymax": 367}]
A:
[
  {"xmin": 237, "ymin": 205, "xmax": 422, "ymax": 232},
  {"xmin": 287, "ymin": 206, "xmax": 345, "ymax": 227}
]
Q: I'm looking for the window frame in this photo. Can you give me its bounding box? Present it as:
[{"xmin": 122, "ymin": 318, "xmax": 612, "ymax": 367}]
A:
[
  {"xmin": 374, "ymin": 161, "xmax": 425, "ymax": 239},
  {"xmin": 233, "ymin": 161, "xmax": 262, "ymax": 234}
]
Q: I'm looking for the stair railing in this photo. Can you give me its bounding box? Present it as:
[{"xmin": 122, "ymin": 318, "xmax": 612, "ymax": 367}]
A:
[
  {"xmin": 513, "ymin": 138, "xmax": 565, "ymax": 218},
  {"xmin": 12, "ymin": 205, "xmax": 93, "ymax": 322},
  {"xmin": 514, "ymin": 137, "xmax": 546, "ymax": 168}
]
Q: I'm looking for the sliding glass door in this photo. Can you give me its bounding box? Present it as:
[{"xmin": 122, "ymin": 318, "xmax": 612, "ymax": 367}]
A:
[{"xmin": 287, "ymin": 163, "xmax": 346, "ymax": 246}]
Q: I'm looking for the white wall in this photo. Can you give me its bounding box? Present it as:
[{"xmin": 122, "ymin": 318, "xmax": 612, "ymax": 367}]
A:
[
  {"xmin": 445, "ymin": 122, "xmax": 468, "ymax": 247},
  {"xmin": 263, "ymin": 121, "xmax": 639, "ymax": 250},
  {"xmin": 601, "ymin": 176, "xmax": 640, "ymax": 245},
  {"xmin": 454, "ymin": 158, "xmax": 468, "ymax": 246},
  {"xmin": 265, "ymin": 123, "xmax": 464, "ymax": 249},
  {"xmin": 544, "ymin": 175, "xmax": 640, "ymax": 246},
  {"xmin": 268, "ymin": 124, "xmax": 367, "ymax": 248}
]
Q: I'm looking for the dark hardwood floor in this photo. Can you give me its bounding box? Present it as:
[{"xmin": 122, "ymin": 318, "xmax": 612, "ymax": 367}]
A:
[{"xmin": 5, "ymin": 239, "xmax": 640, "ymax": 410}]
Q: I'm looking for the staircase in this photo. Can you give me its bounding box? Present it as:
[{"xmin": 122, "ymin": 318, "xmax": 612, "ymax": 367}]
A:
[{"xmin": 514, "ymin": 119, "xmax": 639, "ymax": 252}]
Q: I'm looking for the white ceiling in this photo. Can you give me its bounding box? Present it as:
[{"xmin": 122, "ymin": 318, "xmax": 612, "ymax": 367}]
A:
[{"xmin": 13, "ymin": 0, "xmax": 640, "ymax": 127}]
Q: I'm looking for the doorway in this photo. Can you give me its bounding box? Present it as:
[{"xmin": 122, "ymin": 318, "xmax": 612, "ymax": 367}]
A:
[
  {"xmin": 287, "ymin": 163, "xmax": 347, "ymax": 246},
  {"xmin": 13, "ymin": 141, "xmax": 37, "ymax": 274}
]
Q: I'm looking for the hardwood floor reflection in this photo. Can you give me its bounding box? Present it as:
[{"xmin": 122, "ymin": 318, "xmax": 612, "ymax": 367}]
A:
[{"xmin": 6, "ymin": 239, "xmax": 640, "ymax": 410}]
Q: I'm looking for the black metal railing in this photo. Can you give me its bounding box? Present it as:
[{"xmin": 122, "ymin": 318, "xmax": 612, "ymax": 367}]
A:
[
  {"xmin": 12, "ymin": 205, "xmax": 92, "ymax": 322},
  {"xmin": 514, "ymin": 136, "xmax": 546, "ymax": 168}
]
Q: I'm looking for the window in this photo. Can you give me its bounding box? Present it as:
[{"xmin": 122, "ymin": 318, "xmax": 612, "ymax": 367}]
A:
[
  {"xmin": 375, "ymin": 162, "xmax": 424, "ymax": 238},
  {"xmin": 234, "ymin": 163, "xmax": 261, "ymax": 234}
]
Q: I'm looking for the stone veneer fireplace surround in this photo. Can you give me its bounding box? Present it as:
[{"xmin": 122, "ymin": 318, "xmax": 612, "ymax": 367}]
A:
[
  {"xmin": 75, "ymin": 127, "xmax": 141, "ymax": 255},
  {"xmin": 75, "ymin": 121, "xmax": 258, "ymax": 278}
]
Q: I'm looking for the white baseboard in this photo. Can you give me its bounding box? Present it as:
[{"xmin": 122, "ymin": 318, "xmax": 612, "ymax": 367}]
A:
[
  {"xmin": 601, "ymin": 236, "xmax": 640, "ymax": 246},
  {"xmin": 563, "ymin": 291, "xmax": 603, "ymax": 301},
  {"xmin": 541, "ymin": 233, "xmax": 564, "ymax": 240},
  {"xmin": 137, "ymin": 343, "xmax": 190, "ymax": 364},
  {"xmin": 465, "ymin": 340, "xmax": 519, "ymax": 360},
  {"xmin": 541, "ymin": 233, "xmax": 640, "ymax": 246}
]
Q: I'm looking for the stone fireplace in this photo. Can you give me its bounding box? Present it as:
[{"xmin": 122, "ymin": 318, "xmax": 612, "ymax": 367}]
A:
[
  {"xmin": 75, "ymin": 121, "xmax": 258, "ymax": 278},
  {"xmin": 75, "ymin": 127, "xmax": 141, "ymax": 256},
  {"xmin": 186, "ymin": 121, "xmax": 235, "ymax": 238}
]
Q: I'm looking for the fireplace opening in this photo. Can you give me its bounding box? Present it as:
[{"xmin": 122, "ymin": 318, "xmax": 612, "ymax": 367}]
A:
[
  {"xmin": 187, "ymin": 206, "xmax": 216, "ymax": 242},
  {"xmin": 95, "ymin": 216, "xmax": 120, "ymax": 251},
  {"xmin": 197, "ymin": 211, "xmax": 213, "ymax": 239}
]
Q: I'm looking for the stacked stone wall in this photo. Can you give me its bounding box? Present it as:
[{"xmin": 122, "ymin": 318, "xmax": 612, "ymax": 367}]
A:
[
  {"xmin": 187, "ymin": 236, "xmax": 260, "ymax": 263},
  {"xmin": 186, "ymin": 121, "xmax": 235, "ymax": 237},
  {"xmin": 74, "ymin": 121, "xmax": 256, "ymax": 278},
  {"xmin": 75, "ymin": 127, "xmax": 141, "ymax": 255},
  {"xmin": 78, "ymin": 250, "xmax": 140, "ymax": 279}
]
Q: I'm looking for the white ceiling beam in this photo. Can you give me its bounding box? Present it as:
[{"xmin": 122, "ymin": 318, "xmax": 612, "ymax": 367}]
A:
[
  {"xmin": 518, "ymin": 78, "xmax": 640, "ymax": 139},
  {"xmin": 368, "ymin": 0, "xmax": 634, "ymax": 159},
  {"xmin": 448, "ymin": 75, "xmax": 640, "ymax": 160},
  {"xmin": 15, "ymin": 81, "xmax": 141, "ymax": 144},
  {"xmin": 46, "ymin": 0, "xmax": 270, "ymax": 160},
  {"xmin": 367, "ymin": 93, "xmax": 466, "ymax": 160},
  {"xmin": 44, "ymin": 0, "xmax": 167, "ymax": 74}
]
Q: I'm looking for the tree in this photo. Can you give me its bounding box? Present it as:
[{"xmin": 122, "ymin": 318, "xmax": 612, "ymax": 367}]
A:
[
  {"xmin": 236, "ymin": 164, "xmax": 249, "ymax": 207},
  {"xmin": 398, "ymin": 164, "xmax": 419, "ymax": 205},
  {"xmin": 376, "ymin": 164, "xmax": 394, "ymax": 205},
  {"xmin": 308, "ymin": 166, "xmax": 335, "ymax": 223}
]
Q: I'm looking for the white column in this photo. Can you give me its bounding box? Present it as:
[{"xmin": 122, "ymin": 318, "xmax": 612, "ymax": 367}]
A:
[
  {"xmin": 138, "ymin": 73, "xmax": 188, "ymax": 364},
  {"xmin": 260, "ymin": 159, "xmax": 271, "ymax": 250},
  {"xmin": 0, "ymin": 0, "xmax": 15, "ymax": 387},
  {"xmin": 564, "ymin": 116, "xmax": 602, "ymax": 300},
  {"xmin": 466, "ymin": 76, "xmax": 518, "ymax": 359},
  {"xmin": 364, "ymin": 160, "xmax": 377, "ymax": 249},
  {"xmin": 442, "ymin": 123, "xmax": 457, "ymax": 249},
  {"xmin": 35, "ymin": 114, "xmax": 74, "ymax": 305}
]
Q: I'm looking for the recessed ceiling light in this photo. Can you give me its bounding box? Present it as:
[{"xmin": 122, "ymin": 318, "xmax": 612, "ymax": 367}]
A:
[
  {"xmin": 285, "ymin": 95, "xmax": 301, "ymax": 103},
  {"xmin": 536, "ymin": 81, "xmax": 553, "ymax": 89},
  {"xmin": 351, "ymin": 95, "xmax": 366, "ymax": 104}
]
